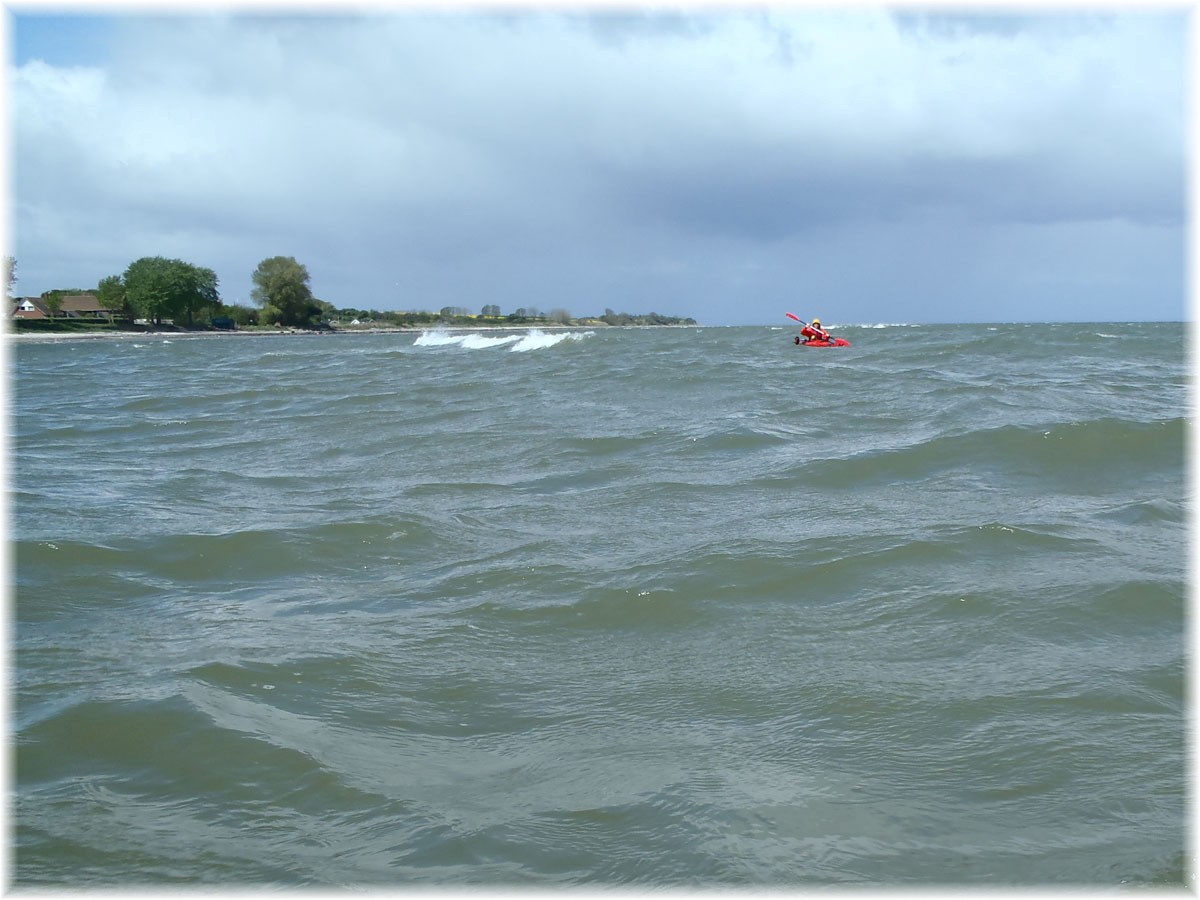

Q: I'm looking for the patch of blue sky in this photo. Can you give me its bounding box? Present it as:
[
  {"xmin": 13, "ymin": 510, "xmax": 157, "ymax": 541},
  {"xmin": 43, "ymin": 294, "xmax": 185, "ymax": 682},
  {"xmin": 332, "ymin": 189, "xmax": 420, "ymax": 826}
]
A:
[{"xmin": 12, "ymin": 14, "xmax": 116, "ymax": 68}]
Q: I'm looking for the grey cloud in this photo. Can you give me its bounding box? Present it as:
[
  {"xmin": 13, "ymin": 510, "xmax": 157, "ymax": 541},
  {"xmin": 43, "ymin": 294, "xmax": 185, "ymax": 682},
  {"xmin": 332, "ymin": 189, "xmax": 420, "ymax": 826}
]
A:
[{"xmin": 11, "ymin": 10, "xmax": 1185, "ymax": 323}]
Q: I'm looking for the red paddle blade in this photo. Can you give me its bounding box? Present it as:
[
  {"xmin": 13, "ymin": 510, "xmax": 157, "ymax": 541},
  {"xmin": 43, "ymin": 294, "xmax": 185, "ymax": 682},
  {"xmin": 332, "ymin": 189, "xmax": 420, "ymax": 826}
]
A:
[{"xmin": 785, "ymin": 312, "xmax": 802, "ymax": 323}]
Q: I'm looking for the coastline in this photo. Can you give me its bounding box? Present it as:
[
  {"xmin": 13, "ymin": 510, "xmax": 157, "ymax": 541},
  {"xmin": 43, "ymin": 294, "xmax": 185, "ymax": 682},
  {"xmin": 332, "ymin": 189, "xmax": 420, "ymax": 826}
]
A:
[
  {"xmin": 4, "ymin": 322, "xmax": 699, "ymax": 342},
  {"xmin": 7, "ymin": 326, "xmax": 416, "ymax": 342},
  {"xmin": 3, "ymin": 321, "xmax": 595, "ymax": 340}
]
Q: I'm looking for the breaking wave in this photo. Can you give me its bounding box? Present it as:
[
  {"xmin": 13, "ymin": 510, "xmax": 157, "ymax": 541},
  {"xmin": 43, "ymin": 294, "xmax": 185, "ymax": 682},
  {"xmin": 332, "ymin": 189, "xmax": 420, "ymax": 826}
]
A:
[{"xmin": 413, "ymin": 328, "xmax": 594, "ymax": 352}]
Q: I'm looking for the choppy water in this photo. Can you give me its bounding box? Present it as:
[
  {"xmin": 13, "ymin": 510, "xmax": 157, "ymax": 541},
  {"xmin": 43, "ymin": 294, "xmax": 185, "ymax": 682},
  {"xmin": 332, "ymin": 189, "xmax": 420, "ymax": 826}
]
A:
[{"xmin": 10, "ymin": 322, "xmax": 1188, "ymax": 887}]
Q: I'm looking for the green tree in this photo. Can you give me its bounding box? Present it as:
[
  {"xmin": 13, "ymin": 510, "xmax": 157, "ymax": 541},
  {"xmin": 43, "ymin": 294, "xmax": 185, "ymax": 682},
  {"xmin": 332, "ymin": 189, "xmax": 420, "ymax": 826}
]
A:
[
  {"xmin": 97, "ymin": 275, "xmax": 131, "ymax": 320},
  {"xmin": 175, "ymin": 264, "xmax": 220, "ymax": 328},
  {"xmin": 123, "ymin": 257, "xmax": 171, "ymax": 323},
  {"xmin": 42, "ymin": 292, "xmax": 64, "ymax": 317},
  {"xmin": 4, "ymin": 256, "xmax": 15, "ymax": 299},
  {"xmin": 314, "ymin": 299, "xmax": 336, "ymax": 323},
  {"xmin": 123, "ymin": 256, "xmax": 220, "ymax": 326},
  {"xmin": 223, "ymin": 303, "xmax": 259, "ymax": 326},
  {"xmin": 252, "ymin": 256, "xmax": 318, "ymax": 327}
]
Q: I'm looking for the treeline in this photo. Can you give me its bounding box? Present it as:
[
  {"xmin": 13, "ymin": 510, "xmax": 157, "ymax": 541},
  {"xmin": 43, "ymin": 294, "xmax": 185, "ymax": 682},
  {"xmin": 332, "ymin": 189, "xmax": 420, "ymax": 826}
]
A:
[
  {"xmin": 8, "ymin": 254, "xmax": 324, "ymax": 329},
  {"xmin": 10, "ymin": 254, "xmax": 698, "ymax": 330},
  {"xmin": 332, "ymin": 307, "xmax": 698, "ymax": 328},
  {"xmin": 597, "ymin": 309, "xmax": 696, "ymax": 327},
  {"xmin": 95, "ymin": 255, "xmax": 321, "ymax": 329}
]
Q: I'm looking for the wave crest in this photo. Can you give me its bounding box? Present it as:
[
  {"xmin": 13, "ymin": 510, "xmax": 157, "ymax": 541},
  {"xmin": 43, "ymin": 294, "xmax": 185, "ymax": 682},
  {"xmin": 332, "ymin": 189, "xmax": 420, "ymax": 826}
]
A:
[{"xmin": 414, "ymin": 328, "xmax": 593, "ymax": 352}]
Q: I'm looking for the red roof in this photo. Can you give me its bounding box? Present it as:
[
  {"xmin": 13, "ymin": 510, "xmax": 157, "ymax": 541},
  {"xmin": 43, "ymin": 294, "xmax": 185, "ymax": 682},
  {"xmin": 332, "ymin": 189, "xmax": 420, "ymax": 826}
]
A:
[{"xmin": 11, "ymin": 297, "xmax": 48, "ymax": 319}]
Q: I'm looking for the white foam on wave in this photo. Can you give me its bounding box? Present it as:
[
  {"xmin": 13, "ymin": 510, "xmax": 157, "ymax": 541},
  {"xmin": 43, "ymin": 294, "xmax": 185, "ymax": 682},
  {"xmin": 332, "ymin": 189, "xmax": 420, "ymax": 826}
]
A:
[
  {"xmin": 413, "ymin": 329, "xmax": 464, "ymax": 347},
  {"xmin": 414, "ymin": 328, "xmax": 594, "ymax": 352},
  {"xmin": 510, "ymin": 329, "xmax": 594, "ymax": 352},
  {"xmin": 462, "ymin": 333, "xmax": 521, "ymax": 349}
]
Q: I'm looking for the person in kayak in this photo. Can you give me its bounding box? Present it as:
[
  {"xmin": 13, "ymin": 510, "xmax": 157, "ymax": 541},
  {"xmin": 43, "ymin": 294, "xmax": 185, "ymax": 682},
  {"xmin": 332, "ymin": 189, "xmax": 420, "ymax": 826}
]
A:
[{"xmin": 802, "ymin": 318, "xmax": 832, "ymax": 342}]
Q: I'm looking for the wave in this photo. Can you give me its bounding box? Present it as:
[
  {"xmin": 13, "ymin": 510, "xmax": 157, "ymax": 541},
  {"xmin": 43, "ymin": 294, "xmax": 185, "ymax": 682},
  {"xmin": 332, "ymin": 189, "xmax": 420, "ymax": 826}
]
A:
[
  {"xmin": 414, "ymin": 328, "xmax": 593, "ymax": 352},
  {"xmin": 412, "ymin": 329, "xmax": 466, "ymax": 348},
  {"xmin": 798, "ymin": 417, "xmax": 1184, "ymax": 489},
  {"xmin": 13, "ymin": 323, "xmax": 1186, "ymax": 888},
  {"xmin": 513, "ymin": 329, "xmax": 593, "ymax": 352},
  {"xmin": 14, "ymin": 516, "xmax": 452, "ymax": 596}
]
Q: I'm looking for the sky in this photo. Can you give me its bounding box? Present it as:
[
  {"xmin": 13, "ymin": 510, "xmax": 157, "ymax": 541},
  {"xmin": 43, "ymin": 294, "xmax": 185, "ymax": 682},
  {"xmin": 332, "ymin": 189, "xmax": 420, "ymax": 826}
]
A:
[{"xmin": 5, "ymin": 3, "xmax": 1190, "ymax": 325}]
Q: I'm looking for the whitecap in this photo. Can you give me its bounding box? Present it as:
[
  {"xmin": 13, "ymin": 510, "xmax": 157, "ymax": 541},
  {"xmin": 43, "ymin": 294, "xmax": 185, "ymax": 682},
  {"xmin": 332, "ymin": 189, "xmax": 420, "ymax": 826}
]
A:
[
  {"xmin": 413, "ymin": 329, "xmax": 465, "ymax": 347},
  {"xmin": 461, "ymin": 333, "xmax": 520, "ymax": 350},
  {"xmin": 510, "ymin": 329, "xmax": 594, "ymax": 352}
]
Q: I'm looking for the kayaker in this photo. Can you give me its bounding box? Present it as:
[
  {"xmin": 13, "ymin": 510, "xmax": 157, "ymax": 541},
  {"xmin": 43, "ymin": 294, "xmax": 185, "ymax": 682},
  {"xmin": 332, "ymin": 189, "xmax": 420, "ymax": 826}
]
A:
[{"xmin": 801, "ymin": 318, "xmax": 831, "ymax": 342}]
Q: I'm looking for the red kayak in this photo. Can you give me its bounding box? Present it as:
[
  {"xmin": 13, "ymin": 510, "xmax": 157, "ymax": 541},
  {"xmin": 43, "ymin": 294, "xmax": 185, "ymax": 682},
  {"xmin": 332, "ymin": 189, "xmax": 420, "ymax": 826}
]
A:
[
  {"xmin": 786, "ymin": 315, "xmax": 851, "ymax": 347},
  {"xmin": 799, "ymin": 337, "xmax": 850, "ymax": 347}
]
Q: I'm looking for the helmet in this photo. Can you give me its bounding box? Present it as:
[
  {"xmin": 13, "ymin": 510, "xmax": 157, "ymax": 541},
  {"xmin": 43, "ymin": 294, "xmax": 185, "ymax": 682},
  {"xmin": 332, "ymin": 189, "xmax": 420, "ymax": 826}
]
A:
[{"xmin": 812, "ymin": 318, "xmax": 821, "ymax": 326}]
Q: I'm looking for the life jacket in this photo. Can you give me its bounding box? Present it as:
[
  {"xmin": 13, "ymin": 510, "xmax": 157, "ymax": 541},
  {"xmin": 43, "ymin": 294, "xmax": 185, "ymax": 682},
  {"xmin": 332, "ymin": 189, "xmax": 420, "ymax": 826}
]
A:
[{"xmin": 801, "ymin": 325, "xmax": 829, "ymax": 341}]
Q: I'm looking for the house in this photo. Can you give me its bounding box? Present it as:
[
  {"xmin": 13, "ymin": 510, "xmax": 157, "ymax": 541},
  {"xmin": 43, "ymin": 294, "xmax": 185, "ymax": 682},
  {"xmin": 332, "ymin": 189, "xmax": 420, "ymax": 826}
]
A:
[
  {"xmin": 11, "ymin": 297, "xmax": 49, "ymax": 319},
  {"xmin": 56, "ymin": 295, "xmax": 112, "ymax": 319},
  {"xmin": 11, "ymin": 294, "xmax": 116, "ymax": 320}
]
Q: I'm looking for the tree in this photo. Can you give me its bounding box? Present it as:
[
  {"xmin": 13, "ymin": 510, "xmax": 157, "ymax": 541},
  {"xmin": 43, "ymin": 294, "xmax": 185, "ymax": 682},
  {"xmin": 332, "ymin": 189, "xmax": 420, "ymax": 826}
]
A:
[
  {"xmin": 123, "ymin": 256, "xmax": 220, "ymax": 326},
  {"xmin": 223, "ymin": 303, "xmax": 259, "ymax": 326},
  {"xmin": 97, "ymin": 275, "xmax": 131, "ymax": 320},
  {"xmin": 252, "ymin": 256, "xmax": 318, "ymax": 327},
  {"xmin": 4, "ymin": 256, "xmax": 15, "ymax": 298},
  {"xmin": 314, "ymin": 299, "xmax": 336, "ymax": 323},
  {"xmin": 123, "ymin": 258, "xmax": 171, "ymax": 324},
  {"xmin": 175, "ymin": 264, "xmax": 219, "ymax": 328}
]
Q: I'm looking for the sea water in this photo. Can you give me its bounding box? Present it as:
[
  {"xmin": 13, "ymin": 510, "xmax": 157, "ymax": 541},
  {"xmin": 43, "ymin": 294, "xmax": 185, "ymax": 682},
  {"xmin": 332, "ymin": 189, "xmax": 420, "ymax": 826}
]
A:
[{"xmin": 10, "ymin": 322, "xmax": 1188, "ymax": 887}]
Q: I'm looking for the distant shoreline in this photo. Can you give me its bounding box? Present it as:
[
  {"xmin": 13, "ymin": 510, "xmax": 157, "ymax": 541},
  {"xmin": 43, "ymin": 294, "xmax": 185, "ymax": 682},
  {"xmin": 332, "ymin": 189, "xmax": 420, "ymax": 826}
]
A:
[{"xmin": 5, "ymin": 322, "xmax": 703, "ymax": 342}]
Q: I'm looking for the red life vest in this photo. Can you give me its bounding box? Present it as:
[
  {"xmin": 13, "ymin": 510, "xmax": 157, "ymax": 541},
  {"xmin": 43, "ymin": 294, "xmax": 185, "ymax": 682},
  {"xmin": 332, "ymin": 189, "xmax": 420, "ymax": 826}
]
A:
[{"xmin": 801, "ymin": 325, "xmax": 829, "ymax": 341}]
